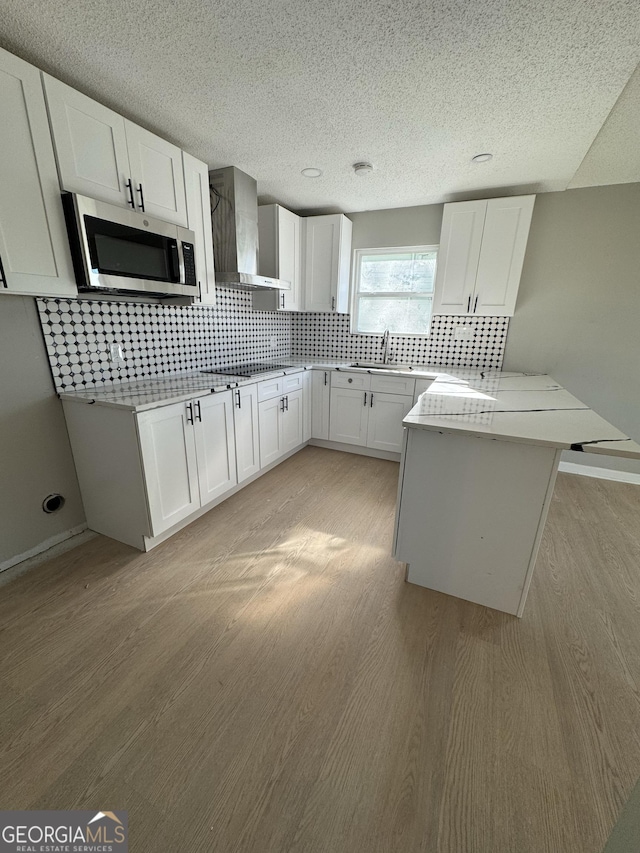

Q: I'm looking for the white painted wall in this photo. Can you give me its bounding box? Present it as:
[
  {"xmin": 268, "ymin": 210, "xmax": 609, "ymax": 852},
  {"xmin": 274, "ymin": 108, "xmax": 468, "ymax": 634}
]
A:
[{"xmin": 0, "ymin": 295, "xmax": 85, "ymax": 568}]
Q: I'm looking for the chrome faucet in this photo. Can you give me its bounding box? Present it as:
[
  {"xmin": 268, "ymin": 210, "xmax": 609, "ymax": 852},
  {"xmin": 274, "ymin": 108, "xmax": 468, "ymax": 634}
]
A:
[{"xmin": 381, "ymin": 329, "xmax": 391, "ymax": 364}]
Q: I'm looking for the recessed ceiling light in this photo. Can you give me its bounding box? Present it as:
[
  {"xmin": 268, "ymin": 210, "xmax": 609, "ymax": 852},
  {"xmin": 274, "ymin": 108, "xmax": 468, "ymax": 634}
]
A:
[
  {"xmin": 353, "ymin": 162, "xmax": 374, "ymax": 176},
  {"xmin": 301, "ymin": 167, "xmax": 323, "ymax": 178},
  {"xmin": 472, "ymin": 153, "xmax": 493, "ymax": 163}
]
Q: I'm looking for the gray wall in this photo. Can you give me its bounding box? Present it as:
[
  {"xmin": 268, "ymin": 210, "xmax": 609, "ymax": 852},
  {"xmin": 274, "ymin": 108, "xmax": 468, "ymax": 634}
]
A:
[
  {"xmin": 0, "ymin": 295, "xmax": 85, "ymax": 567},
  {"xmin": 504, "ymin": 184, "xmax": 640, "ymax": 474},
  {"xmin": 349, "ymin": 204, "xmax": 444, "ymax": 250}
]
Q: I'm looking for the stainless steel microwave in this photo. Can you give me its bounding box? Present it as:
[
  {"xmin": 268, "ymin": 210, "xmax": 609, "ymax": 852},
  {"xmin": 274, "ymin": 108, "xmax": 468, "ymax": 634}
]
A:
[{"xmin": 62, "ymin": 193, "xmax": 198, "ymax": 297}]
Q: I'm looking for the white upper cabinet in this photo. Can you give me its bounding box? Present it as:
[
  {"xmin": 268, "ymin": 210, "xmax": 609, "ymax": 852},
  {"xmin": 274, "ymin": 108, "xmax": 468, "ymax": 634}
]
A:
[
  {"xmin": 43, "ymin": 74, "xmax": 131, "ymax": 208},
  {"xmin": 124, "ymin": 120, "xmax": 187, "ymax": 225},
  {"xmin": 183, "ymin": 152, "xmax": 216, "ymax": 305},
  {"xmin": 303, "ymin": 214, "xmax": 352, "ymax": 313},
  {"xmin": 0, "ymin": 49, "xmax": 75, "ymax": 296},
  {"xmin": 433, "ymin": 195, "xmax": 535, "ymax": 316},
  {"xmin": 253, "ymin": 204, "xmax": 301, "ymax": 312},
  {"xmin": 43, "ymin": 74, "xmax": 187, "ymax": 226}
]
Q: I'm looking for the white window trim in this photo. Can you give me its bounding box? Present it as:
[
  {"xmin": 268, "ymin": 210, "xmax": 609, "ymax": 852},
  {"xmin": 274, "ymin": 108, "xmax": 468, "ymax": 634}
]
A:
[{"xmin": 350, "ymin": 244, "xmax": 439, "ymax": 337}]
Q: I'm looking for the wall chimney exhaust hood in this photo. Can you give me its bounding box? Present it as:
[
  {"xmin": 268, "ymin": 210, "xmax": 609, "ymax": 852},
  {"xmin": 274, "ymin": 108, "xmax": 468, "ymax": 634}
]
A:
[{"xmin": 209, "ymin": 166, "xmax": 290, "ymax": 291}]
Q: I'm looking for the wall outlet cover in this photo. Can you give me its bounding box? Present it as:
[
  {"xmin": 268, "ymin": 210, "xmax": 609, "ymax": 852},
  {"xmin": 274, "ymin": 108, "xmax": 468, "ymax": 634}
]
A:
[{"xmin": 454, "ymin": 325, "xmax": 473, "ymax": 341}]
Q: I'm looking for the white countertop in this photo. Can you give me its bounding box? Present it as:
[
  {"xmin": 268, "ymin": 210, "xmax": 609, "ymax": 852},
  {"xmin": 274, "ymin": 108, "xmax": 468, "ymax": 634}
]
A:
[
  {"xmin": 404, "ymin": 371, "xmax": 640, "ymax": 459},
  {"xmin": 57, "ymin": 360, "xmax": 454, "ymax": 412}
]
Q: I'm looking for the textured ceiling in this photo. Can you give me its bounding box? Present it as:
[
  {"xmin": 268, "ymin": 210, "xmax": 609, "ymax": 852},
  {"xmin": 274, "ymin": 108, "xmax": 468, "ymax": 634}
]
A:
[
  {"xmin": 569, "ymin": 63, "xmax": 640, "ymax": 189},
  {"xmin": 1, "ymin": 0, "xmax": 640, "ymax": 213}
]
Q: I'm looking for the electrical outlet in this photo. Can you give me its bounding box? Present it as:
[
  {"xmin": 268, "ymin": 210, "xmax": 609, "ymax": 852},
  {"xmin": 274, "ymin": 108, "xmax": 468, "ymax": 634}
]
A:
[
  {"xmin": 109, "ymin": 342, "xmax": 125, "ymax": 367},
  {"xmin": 454, "ymin": 325, "xmax": 473, "ymax": 341}
]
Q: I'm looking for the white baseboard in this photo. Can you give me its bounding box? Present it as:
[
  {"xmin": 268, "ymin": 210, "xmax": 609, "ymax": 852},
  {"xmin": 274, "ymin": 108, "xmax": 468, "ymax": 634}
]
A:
[
  {"xmin": 559, "ymin": 461, "xmax": 640, "ymax": 485},
  {"xmin": 0, "ymin": 524, "xmax": 90, "ymax": 575}
]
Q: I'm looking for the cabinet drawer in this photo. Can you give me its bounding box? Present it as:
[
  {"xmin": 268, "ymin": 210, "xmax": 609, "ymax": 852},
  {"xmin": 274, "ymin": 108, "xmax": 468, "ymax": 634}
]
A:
[
  {"xmin": 331, "ymin": 371, "xmax": 371, "ymax": 391},
  {"xmin": 370, "ymin": 374, "xmax": 416, "ymax": 396},
  {"xmin": 257, "ymin": 377, "xmax": 284, "ymax": 402},
  {"xmin": 282, "ymin": 372, "xmax": 304, "ymax": 393}
]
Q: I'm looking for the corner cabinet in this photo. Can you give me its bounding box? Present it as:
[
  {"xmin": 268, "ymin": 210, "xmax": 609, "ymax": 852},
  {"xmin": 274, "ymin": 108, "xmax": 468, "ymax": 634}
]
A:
[
  {"xmin": 0, "ymin": 48, "xmax": 75, "ymax": 297},
  {"xmin": 183, "ymin": 152, "xmax": 216, "ymax": 305},
  {"xmin": 43, "ymin": 73, "xmax": 187, "ymax": 226},
  {"xmin": 303, "ymin": 214, "xmax": 352, "ymax": 313},
  {"xmin": 252, "ymin": 204, "xmax": 302, "ymax": 312},
  {"xmin": 432, "ymin": 195, "xmax": 535, "ymax": 316}
]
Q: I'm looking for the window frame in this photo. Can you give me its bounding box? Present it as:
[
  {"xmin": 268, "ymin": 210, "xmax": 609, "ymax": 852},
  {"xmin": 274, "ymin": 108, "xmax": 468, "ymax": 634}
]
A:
[{"xmin": 350, "ymin": 244, "xmax": 439, "ymax": 337}]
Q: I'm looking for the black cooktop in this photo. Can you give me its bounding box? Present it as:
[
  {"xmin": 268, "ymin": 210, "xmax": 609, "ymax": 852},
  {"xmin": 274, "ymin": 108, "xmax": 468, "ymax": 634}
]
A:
[{"xmin": 201, "ymin": 363, "xmax": 294, "ymax": 377}]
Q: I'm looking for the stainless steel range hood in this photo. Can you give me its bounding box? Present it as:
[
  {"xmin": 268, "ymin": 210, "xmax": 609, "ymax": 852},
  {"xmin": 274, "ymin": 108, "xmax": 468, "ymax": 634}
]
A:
[{"xmin": 209, "ymin": 166, "xmax": 290, "ymax": 290}]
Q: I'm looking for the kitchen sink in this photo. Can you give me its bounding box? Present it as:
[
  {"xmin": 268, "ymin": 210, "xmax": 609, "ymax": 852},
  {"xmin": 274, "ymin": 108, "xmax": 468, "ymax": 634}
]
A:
[{"xmin": 350, "ymin": 362, "xmax": 413, "ymax": 371}]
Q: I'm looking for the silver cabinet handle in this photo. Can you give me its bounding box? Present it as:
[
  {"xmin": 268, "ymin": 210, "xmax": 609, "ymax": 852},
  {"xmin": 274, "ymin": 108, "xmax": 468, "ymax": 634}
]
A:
[
  {"xmin": 331, "ymin": 296, "xmax": 335, "ymax": 311},
  {"xmin": 281, "ymin": 293, "xmax": 285, "ymax": 309},
  {"xmin": 186, "ymin": 403, "xmax": 193, "ymax": 425},
  {"xmin": 285, "ymin": 395, "xmax": 289, "ymax": 411},
  {"xmin": 370, "ymin": 392, "xmax": 374, "ymax": 407},
  {"xmin": 194, "ymin": 400, "xmax": 202, "ymax": 422},
  {"xmin": 235, "ymin": 389, "xmax": 241, "ymax": 408},
  {"xmin": 363, "ymin": 392, "xmax": 368, "ymax": 406},
  {"xmin": 467, "ymin": 295, "xmax": 471, "ymax": 312},
  {"xmin": 280, "ymin": 397, "xmax": 285, "ymax": 412},
  {"xmin": 136, "ymin": 183, "xmax": 145, "ymax": 211},
  {"xmin": 324, "ymin": 371, "xmax": 328, "ymax": 386},
  {"xmin": 474, "ymin": 295, "xmax": 479, "ymax": 312}
]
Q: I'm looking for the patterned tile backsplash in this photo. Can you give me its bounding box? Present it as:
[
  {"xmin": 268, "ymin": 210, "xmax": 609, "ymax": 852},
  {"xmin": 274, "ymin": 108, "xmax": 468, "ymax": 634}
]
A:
[
  {"xmin": 291, "ymin": 313, "xmax": 509, "ymax": 369},
  {"xmin": 38, "ymin": 289, "xmax": 509, "ymax": 393},
  {"xmin": 37, "ymin": 288, "xmax": 291, "ymax": 391}
]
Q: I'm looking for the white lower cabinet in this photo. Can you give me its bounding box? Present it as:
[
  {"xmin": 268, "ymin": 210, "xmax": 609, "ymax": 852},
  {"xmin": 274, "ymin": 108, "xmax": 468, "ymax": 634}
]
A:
[
  {"xmin": 366, "ymin": 392, "xmax": 414, "ymax": 453},
  {"xmin": 329, "ymin": 387, "xmax": 369, "ymax": 445},
  {"xmin": 233, "ymin": 384, "xmax": 261, "ymax": 483},
  {"xmin": 138, "ymin": 391, "xmax": 237, "ymax": 536},
  {"xmin": 328, "ymin": 371, "xmax": 415, "ymax": 453},
  {"xmin": 63, "ymin": 373, "xmax": 310, "ymax": 551},
  {"xmin": 258, "ymin": 381, "xmax": 304, "ymax": 467},
  {"xmin": 311, "ymin": 369, "xmax": 331, "ymax": 440}
]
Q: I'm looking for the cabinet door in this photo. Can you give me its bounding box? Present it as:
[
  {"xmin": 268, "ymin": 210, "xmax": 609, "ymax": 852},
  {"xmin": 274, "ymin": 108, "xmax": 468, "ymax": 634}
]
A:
[
  {"xmin": 311, "ymin": 369, "xmax": 331, "ymax": 440},
  {"xmin": 193, "ymin": 391, "xmax": 237, "ymax": 506},
  {"xmin": 137, "ymin": 401, "xmax": 200, "ymax": 536},
  {"xmin": 303, "ymin": 215, "xmax": 339, "ymax": 312},
  {"xmin": 42, "ymin": 74, "xmax": 131, "ymax": 208},
  {"xmin": 125, "ymin": 119, "xmax": 187, "ymax": 226},
  {"xmin": 329, "ymin": 387, "xmax": 369, "ymax": 446},
  {"xmin": 259, "ymin": 396, "xmax": 283, "ymax": 467},
  {"xmin": 279, "ymin": 206, "xmax": 301, "ymax": 311},
  {"xmin": 473, "ymin": 195, "xmax": 535, "ymax": 316},
  {"xmin": 234, "ymin": 385, "xmax": 261, "ymax": 483},
  {"xmin": 432, "ymin": 200, "xmax": 486, "ymax": 315},
  {"xmin": 281, "ymin": 389, "xmax": 303, "ymax": 454},
  {"xmin": 303, "ymin": 214, "xmax": 352, "ymax": 313},
  {"xmin": 367, "ymin": 392, "xmax": 414, "ymax": 453},
  {"xmin": 183, "ymin": 152, "xmax": 216, "ymax": 305},
  {"xmin": 0, "ymin": 52, "xmax": 75, "ymax": 296},
  {"xmin": 302, "ymin": 371, "xmax": 312, "ymax": 442},
  {"xmin": 335, "ymin": 214, "xmax": 352, "ymax": 314}
]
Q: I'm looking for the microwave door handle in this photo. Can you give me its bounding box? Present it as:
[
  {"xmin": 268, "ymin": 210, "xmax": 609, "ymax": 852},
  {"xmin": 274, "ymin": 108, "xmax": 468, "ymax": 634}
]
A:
[{"xmin": 168, "ymin": 239, "xmax": 184, "ymax": 283}]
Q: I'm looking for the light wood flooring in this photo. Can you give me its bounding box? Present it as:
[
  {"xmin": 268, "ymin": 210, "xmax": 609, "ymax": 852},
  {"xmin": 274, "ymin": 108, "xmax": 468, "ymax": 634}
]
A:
[{"xmin": 1, "ymin": 446, "xmax": 640, "ymax": 852}]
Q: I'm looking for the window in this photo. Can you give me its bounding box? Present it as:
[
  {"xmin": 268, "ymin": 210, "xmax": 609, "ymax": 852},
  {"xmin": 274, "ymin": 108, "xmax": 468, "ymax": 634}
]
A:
[{"xmin": 351, "ymin": 245, "xmax": 438, "ymax": 335}]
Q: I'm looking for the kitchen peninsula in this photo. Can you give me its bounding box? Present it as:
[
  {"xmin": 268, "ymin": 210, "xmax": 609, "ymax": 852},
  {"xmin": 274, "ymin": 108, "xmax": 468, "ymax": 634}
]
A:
[{"xmin": 393, "ymin": 371, "xmax": 640, "ymax": 616}]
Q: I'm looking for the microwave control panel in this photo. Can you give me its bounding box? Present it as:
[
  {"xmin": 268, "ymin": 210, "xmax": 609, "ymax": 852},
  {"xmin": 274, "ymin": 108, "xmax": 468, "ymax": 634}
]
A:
[{"xmin": 182, "ymin": 242, "xmax": 196, "ymax": 286}]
